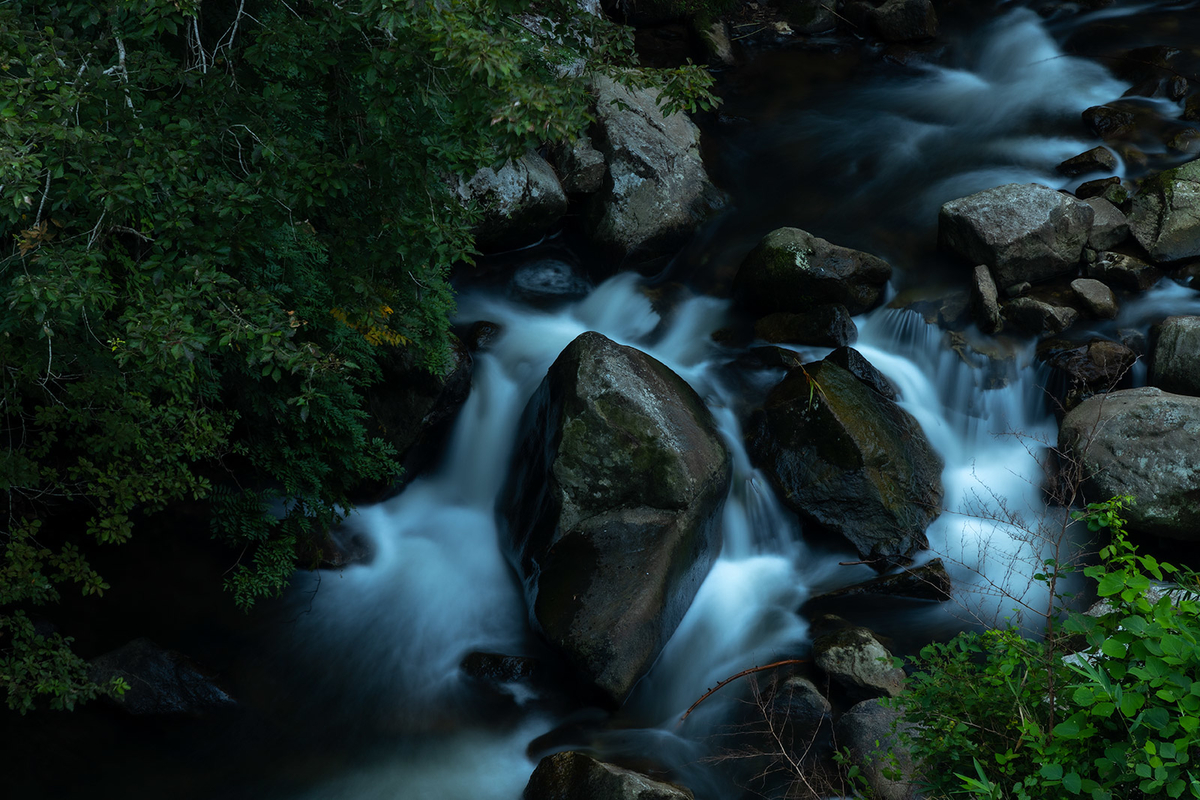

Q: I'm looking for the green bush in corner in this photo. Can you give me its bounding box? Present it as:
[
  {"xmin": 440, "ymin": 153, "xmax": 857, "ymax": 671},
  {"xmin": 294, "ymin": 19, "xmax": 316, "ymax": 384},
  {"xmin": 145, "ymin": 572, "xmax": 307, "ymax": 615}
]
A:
[{"xmin": 896, "ymin": 497, "xmax": 1200, "ymax": 799}]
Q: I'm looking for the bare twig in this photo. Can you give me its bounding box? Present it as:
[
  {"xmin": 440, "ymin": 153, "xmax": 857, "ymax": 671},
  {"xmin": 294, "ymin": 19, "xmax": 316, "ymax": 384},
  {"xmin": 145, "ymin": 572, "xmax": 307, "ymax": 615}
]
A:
[{"xmin": 679, "ymin": 659, "xmax": 808, "ymax": 723}]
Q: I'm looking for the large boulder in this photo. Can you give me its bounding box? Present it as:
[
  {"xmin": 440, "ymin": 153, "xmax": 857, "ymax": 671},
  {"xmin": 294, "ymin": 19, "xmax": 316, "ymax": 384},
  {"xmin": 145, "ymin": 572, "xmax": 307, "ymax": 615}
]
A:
[
  {"xmin": 88, "ymin": 638, "xmax": 236, "ymax": 716},
  {"xmin": 456, "ymin": 151, "xmax": 568, "ymax": 249},
  {"xmin": 503, "ymin": 332, "xmax": 731, "ymax": 703},
  {"xmin": 763, "ymin": 676, "xmax": 834, "ymax": 764},
  {"xmin": 586, "ymin": 75, "xmax": 724, "ymax": 261},
  {"xmin": 938, "ymin": 184, "xmax": 1095, "ymax": 288},
  {"xmin": 835, "ymin": 699, "xmax": 919, "ymax": 800},
  {"xmin": 1059, "ymin": 387, "xmax": 1200, "ymax": 540},
  {"xmin": 747, "ymin": 350, "xmax": 944, "ymax": 568},
  {"xmin": 1151, "ymin": 315, "xmax": 1200, "ymax": 396},
  {"xmin": 734, "ymin": 227, "xmax": 893, "ymax": 317},
  {"xmin": 525, "ymin": 751, "xmax": 692, "ymax": 800},
  {"xmin": 811, "ymin": 618, "xmax": 906, "ymax": 700},
  {"xmin": 1129, "ymin": 158, "xmax": 1200, "ymax": 263}
]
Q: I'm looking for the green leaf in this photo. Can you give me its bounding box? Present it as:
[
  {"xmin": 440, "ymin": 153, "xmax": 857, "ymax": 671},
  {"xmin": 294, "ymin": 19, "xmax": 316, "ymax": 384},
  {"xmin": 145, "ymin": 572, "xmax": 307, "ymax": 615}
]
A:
[{"xmin": 1064, "ymin": 772, "xmax": 1083, "ymax": 794}]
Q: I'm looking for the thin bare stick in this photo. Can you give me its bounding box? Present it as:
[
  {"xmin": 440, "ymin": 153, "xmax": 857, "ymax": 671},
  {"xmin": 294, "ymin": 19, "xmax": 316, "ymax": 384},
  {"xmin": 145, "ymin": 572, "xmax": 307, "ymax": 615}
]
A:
[{"xmin": 679, "ymin": 659, "xmax": 808, "ymax": 723}]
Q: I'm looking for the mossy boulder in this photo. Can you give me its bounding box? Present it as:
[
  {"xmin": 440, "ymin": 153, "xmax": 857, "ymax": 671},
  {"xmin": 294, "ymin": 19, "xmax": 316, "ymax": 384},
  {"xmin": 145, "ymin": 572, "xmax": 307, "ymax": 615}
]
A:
[
  {"xmin": 503, "ymin": 332, "xmax": 731, "ymax": 704},
  {"xmin": 1129, "ymin": 157, "xmax": 1200, "ymax": 263},
  {"xmin": 746, "ymin": 350, "xmax": 943, "ymax": 568},
  {"xmin": 733, "ymin": 227, "xmax": 893, "ymax": 317}
]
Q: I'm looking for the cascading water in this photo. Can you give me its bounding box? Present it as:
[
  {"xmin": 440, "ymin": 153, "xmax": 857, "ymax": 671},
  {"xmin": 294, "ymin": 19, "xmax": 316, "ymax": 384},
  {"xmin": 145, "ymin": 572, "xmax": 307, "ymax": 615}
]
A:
[{"xmin": 255, "ymin": 5, "xmax": 1200, "ymax": 799}]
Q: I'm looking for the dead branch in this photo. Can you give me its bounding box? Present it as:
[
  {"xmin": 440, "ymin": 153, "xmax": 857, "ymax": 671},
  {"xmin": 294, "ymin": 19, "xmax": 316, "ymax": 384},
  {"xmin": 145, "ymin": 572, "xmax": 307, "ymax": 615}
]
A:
[{"xmin": 679, "ymin": 659, "xmax": 808, "ymax": 724}]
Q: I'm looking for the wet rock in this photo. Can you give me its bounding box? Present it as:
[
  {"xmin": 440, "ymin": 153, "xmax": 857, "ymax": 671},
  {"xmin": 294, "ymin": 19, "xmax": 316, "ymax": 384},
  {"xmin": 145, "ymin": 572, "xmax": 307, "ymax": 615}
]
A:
[
  {"xmin": 699, "ymin": 20, "xmax": 735, "ymax": 65},
  {"xmin": 88, "ymin": 639, "xmax": 236, "ymax": 716},
  {"xmin": 754, "ymin": 305, "xmax": 857, "ymax": 347},
  {"xmin": 1076, "ymin": 176, "xmax": 1129, "ymax": 208},
  {"xmin": 846, "ymin": 0, "xmax": 938, "ymax": 42},
  {"xmin": 1001, "ymin": 296, "xmax": 1079, "ymax": 338},
  {"xmin": 460, "ymin": 652, "xmax": 552, "ymax": 708},
  {"xmin": 764, "ymin": 676, "xmax": 834, "ymax": 763},
  {"xmin": 1056, "ymin": 146, "xmax": 1118, "ymax": 178},
  {"xmin": 1185, "ymin": 95, "xmax": 1200, "ymax": 122},
  {"xmin": 587, "ymin": 75, "xmax": 725, "ymax": 262},
  {"xmin": 734, "ymin": 227, "xmax": 893, "ymax": 317},
  {"xmin": 812, "ymin": 619, "xmax": 905, "ymax": 699},
  {"xmin": 1004, "ymin": 281, "xmax": 1032, "ymax": 298},
  {"xmin": 1167, "ymin": 128, "xmax": 1200, "ymax": 155},
  {"xmin": 552, "ymin": 135, "xmax": 607, "ymax": 194},
  {"xmin": 524, "ymin": 751, "xmax": 693, "ymax": 800},
  {"xmin": 468, "ymin": 320, "xmax": 503, "ymax": 351},
  {"xmin": 1060, "ymin": 387, "xmax": 1200, "ymax": 541},
  {"xmin": 509, "ymin": 258, "xmax": 592, "ymax": 306},
  {"xmin": 747, "ymin": 353, "xmax": 943, "ymax": 569},
  {"xmin": 970, "ymin": 264, "xmax": 1004, "ymax": 334},
  {"xmin": 1038, "ymin": 338, "xmax": 1136, "ymax": 412},
  {"xmin": 1070, "ymin": 277, "xmax": 1118, "ymax": 319},
  {"xmin": 1151, "ymin": 315, "xmax": 1200, "ymax": 396},
  {"xmin": 1082, "ymin": 104, "xmax": 1138, "ymax": 140},
  {"xmin": 807, "ymin": 558, "xmax": 952, "ymax": 606},
  {"xmin": 1129, "ymin": 157, "xmax": 1200, "ymax": 262},
  {"xmin": 457, "ymin": 151, "xmax": 568, "ymax": 249},
  {"xmin": 778, "ymin": 0, "xmax": 838, "ymax": 34},
  {"xmin": 503, "ymin": 332, "xmax": 731, "ymax": 704},
  {"xmin": 835, "ymin": 699, "xmax": 919, "ymax": 800},
  {"xmin": 825, "ymin": 345, "xmax": 898, "ymax": 400},
  {"xmin": 1085, "ymin": 251, "xmax": 1163, "ymax": 292},
  {"xmin": 938, "ymin": 183, "xmax": 1094, "ymax": 287},
  {"xmin": 364, "ymin": 334, "xmax": 473, "ymax": 484},
  {"xmin": 1084, "ymin": 197, "xmax": 1129, "ymax": 251}
]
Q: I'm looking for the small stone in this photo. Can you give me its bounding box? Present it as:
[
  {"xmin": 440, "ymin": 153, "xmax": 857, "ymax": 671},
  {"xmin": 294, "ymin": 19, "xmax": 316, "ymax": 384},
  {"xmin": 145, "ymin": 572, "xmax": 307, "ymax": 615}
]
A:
[
  {"xmin": 1075, "ymin": 176, "xmax": 1123, "ymax": 201},
  {"xmin": 970, "ymin": 264, "xmax": 1003, "ymax": 334},
  {"xmin": 1056, "ymin": 146, "xmax": 1118, "ymax": 178},
  {"xmin": 1004, "ymin": 281, "xmax": 1031, "ymax": 298},
  {"xmin": 1002, "ymin": 296, "xmax": 1079, "ymax": 338},
  {"xmin": 1086, "ymin": 251, "xmax": 1163, "ymax": 292},
  {"xmin": 1071, "ymin": 278, "xmax": 1118, "ymax": 319}
]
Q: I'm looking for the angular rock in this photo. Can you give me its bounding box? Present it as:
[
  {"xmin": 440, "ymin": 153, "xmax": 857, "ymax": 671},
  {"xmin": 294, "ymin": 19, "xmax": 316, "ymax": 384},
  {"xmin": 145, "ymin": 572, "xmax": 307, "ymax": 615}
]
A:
[
  {"xmin": 553, "ymin": 136, "xmax": 607, "ymax": 195},
  {"xmin": 938, "ymin": 183, "xmax": 1094, "ymax": 286},
  {"xmin": 587, "ymin": 75, "xmax": 725, "ymax": 261},
  {"xmin": 764, "ymin": 676, "xmax": 834, "ymax": 763},
  {"xmin": 747, "ymin": 353, "xmax": 943, "ymax": 568},
  {"xmin": 1001, "ymin": 296, "xmax": 1079, "ymax": 338},
  {"xmin": 734, "ymin": 227, "xmax": 893, "ymax": 316},
  {"xmin": 457, "ymin": 151, "xmax": 568, "ymax": 249},
  {"xmin": 806, "ymin": 558, "xmax": 952, "ymax": 606},
  {"xmin": 825, "ymin": 345, "xmax": 898, "ymax": 400},
  {"xmin": 1151, "ymin": 315, "xmax": 1200, "ymax": 396},
  {"xmin": 1076, "ymin": 176, "xmax": 1127, "ymax": 206},
  {"xmin": 1186, "ymin": 95, "xmax": 1200, "ymax": 123},
  {"xmin": 1038, "ymin": 338, "xmax": 1136, "ymax": 412},
  {"xmin": 1084, "ymin": 197, "xmax": 1129, "ymax": 251},
  {"xmin": 970, "ymin": 264, "xmax": 1003, "ymax": 334},
  {"xmin": 699, "ymin": 20, "xmax": 735, "ymax": 66},
  {"xmin": 1167, "ymin": 128, "xmax": 1200, "ymax": 155},
  {"xmin": 525, "ymin": 751, "xmax": 693, "ymax": 800},
  {"xmin": 1056, "ymin": 146, "xmax": 1118, "ymax": 178},
  {"xmin": 1129, "ymin": 157, "xmax": 1200, "ymax": 263},
  {"xmin": 1059, "ymin": 387, "xmax": 1200, "ymax": 540},
  {"xmin": 1083, "ymin": 104, "xmax": 1137, "ymax": 140},
  {"xmin": 754, "ymin": 305, "xmax": 857, "ymax": 348},
  {"xmin": 835, "ymin": 699, "xmax": 919, "ymax": 800},
  {"xmin": 1085, "ymin": 251, "xmax": 1163, "ymax": 292},
  {"xmin": 812, "ymin": 620, "xmax": 906, "ymax": 699},
  {"xmin": 88, "ymin": 638, "xmax": 236, "ymax": 716},
  {"xmin": 503, "ymin": 332, "xmax": 731, "ymax": 703},
  {"xmin": 1070, "ymin": 277, "xmax": 1118, "ymax": 319}
]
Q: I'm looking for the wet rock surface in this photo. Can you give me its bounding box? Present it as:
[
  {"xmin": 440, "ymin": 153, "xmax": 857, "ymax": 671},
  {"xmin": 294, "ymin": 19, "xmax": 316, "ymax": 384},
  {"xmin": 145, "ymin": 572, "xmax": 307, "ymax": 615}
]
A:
[
  {"xmin": 525, "ymin": 751, "xmax": 693, "ymax": 800},
  {"xmin": 503, "ymin": 332, "xmax": 731, "ymax": 703},
  {"xmin": 1038, "ymin": 337, "xmax": 1137, "ymax": 412},
  {"xmin": 1129, "ymin": 157, "xmax": 1200, "ymax": 263},
  {"xmin": 88, "ymin": 639, "xmax": 236, "ymax": 716},
  {"xmin": 1151, "ymin": 315, "xmax": 1200, "ymax": 396}
]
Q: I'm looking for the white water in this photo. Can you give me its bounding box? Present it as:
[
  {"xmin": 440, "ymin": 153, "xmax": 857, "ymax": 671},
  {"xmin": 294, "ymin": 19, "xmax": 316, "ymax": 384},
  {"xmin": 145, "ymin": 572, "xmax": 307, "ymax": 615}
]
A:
[{"xmin": 270, "ymin": 6, "xmax": 1200, "ymax": 799}]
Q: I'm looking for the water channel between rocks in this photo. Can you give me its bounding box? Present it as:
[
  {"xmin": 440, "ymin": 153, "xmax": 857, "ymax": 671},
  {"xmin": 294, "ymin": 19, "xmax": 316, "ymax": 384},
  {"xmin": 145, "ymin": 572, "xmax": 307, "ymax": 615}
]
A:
[{"xmin": 261, "ymin": 4, "xmax": 1200, "ymax": 799}]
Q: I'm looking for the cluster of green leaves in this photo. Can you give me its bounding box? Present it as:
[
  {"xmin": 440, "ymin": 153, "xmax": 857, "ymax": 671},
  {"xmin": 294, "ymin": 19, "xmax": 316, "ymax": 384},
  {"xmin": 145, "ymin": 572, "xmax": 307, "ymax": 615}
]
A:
[
  {"xmin": 0, "ymin": 0, "xmax": 717, "ymax": 712},
  {"xmin": 895, "ymin": 497, "xmax": 1200, "ymax": 799}
]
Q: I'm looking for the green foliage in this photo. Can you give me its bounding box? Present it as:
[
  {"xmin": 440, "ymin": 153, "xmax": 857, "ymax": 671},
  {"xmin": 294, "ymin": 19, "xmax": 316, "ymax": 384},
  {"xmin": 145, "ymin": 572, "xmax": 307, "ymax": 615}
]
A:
[
  {"xmin": 0, "ymin": 0, "xmax": 718, "ymax": 711},
  {"xmin": 895, "ymin": 497, "xmax": 1200, "ymax": 799}
]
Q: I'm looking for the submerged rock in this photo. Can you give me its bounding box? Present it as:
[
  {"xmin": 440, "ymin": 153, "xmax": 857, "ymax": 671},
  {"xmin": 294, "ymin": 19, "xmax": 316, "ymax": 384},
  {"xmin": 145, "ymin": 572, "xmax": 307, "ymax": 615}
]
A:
[
  {"xmin": 734, "ymin": 227, "xmax": 892, "ymax": 316},
  {"xmin": 525, "ymin": 751, "xmax": 693, "ymax": 800},
  {"xmin": 88, "ymin": 638, "xmax": 236, "ymax": 716},
  {"xmin": 1059, "ymin": 387, "xmax": 1200, "ymax": 540},
  {"xmin": 747, "ymin": 351, "xmax": 943, "ymax": 568},
  {"xmin": 1129, "ymin": 157, "xmax": 1200, "ymax": 263},
  {"xmin": 503, "ymin": 332, "xmax": 731, "ymax": 704},
  {"xmin": 939, "ymin": 183, "xmax": 1094, "ymax": 287},
  {"xmin": 586, "ymin": 75, "xmax": 724, "ymax": 261}
]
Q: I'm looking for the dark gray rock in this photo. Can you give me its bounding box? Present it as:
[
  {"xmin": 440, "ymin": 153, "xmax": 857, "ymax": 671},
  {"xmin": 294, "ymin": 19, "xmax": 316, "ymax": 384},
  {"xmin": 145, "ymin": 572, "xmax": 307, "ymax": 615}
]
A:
[
  {"xmin": 1076, "ymin": 176, "xmax": 1128, "ymax": 208},
  {"xmin": 1083, "ymin": 104, "xmax": 1137, "ymax": 140},
  {"xmin": 510, "ymin": 258, "xmax": 592, "ymax": 306},
  {"xmin": 825, "ymin": 345, "xmax": 898, "ymax": 400},
  {"xmin": 504, "ymin": 332, "xmax": 731, "ymax": 703},
  {"xmin": 1085, "ymin": 251, "xmax": 1163, "ymax": 292},
  {"xmin": 835, "ymin": 699, "xmax": 919, "ymax": 800},
  {"xmin": 524, "ymin": 751, "xmax": 693, "ymax": 800},
  {"xmin": 938, "ymin": 183, "xmax": 1094, "ymax": 287},
  {"xmin": 88, "ymin": 639, "xmax": 236, "ymax": 716},
  {"xmin": 734, "ymin": 227, "xmax": 893, "ymax": 316},
  {"xmin": 753, "ymin": 305, "xmax": 857, "ymax": 348},
  {"xmin": 764, "ymin": 676, "xmax": 834, "ymax": 764},
  {"xmin": 1038, "ymin": 338, "xmax": 1136, "ymax": 412},
  {"xmin": 1129, "ymin": 158, "xmax": 1200, "ymax": 263},
  {"xmin": 1084, "ymin": 197, "xmax": 1129, "ymax": 251},
  {"xmin": 851, "ymin": 0, "xmax": 939, "ymax": 42},
  {"xmin": 970, "ymin": 264, "xmax": 1003, "ymax": 334},
  {"xmin": 806, "ymin": 558, "xmax": 952, "ymax": 605},
  {"xmin": 1070, "ymin": 277, "xmax": 1118, "ymax": 319},
  {"xmin": 1059, "ymin": 387, "xmax": 1200, "ymax": 541},
  {"xmin": 457, "ymin": 151, "xmax": 568, "ymax": 249},
  {"xmin": 1151, "ymin": 315, "xmax": 1200, "ymax": 396},
  {"xmin": 778, "ymin": 0, "xmax": 838, "ymax": 33},
  {"xmin": 553, "ymin": 136, "xmax": 607, "ymax": 194},
  {"xmin": 587, "ymin": 75, "xmax": 725, "ymax": 261},
  {"xmin": 1057, "ymin": 146, "xmax": 1118, "ymax": 178},
  {"xmin": 1001, "ymin": 296, "xmax": 1079, "ymax": 338},
  {"xmin": 747, "ymin": 354, "xmax": 943, "ymax": 568}
]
